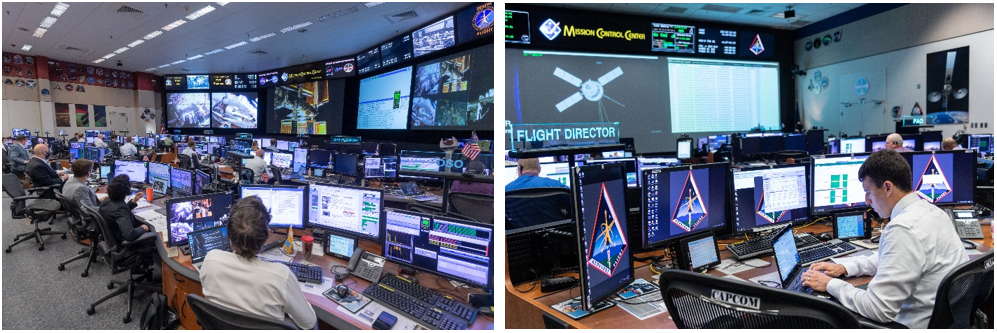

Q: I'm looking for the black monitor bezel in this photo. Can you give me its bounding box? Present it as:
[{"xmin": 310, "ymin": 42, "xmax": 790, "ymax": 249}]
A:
[
  {"xmin": 324, "ymin": 230, "xmax": 358, "ymax": 261},
  {"xmin": 640, "ymin": 162, "xmax": 730, "ymax": 249},
  {"xmin": 832, "ymin": 210, "xmax": 869, "ymax": 241},
  {"xmin": 678, "ymin": 230, "xmax": 721, "ymax": 272}
]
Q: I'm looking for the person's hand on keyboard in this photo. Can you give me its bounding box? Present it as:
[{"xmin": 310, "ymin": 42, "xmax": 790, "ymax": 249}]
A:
[
  {"xmin": 808, "ymin": 262, "xmax": 847, "ymax": 278},
  {"xmin": 800, "ymin": 269, "xmax": 832, "ymax": 292}
]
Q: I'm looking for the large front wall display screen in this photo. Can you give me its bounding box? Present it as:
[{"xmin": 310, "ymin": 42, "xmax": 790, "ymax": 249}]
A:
[{"xmin": 667, "ymin": 58, "xmax": 779, "ymax": 133}]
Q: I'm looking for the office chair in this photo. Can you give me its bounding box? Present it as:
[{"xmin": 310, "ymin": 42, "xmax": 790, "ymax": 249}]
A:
[
  {"xmin": 927, "ymin": 250, "xmax": 994, "ymax": 329},
  {"xmin": 447, "ymin": 192, "xmax": 494, "ymax": 224},
  {"xmin": 239, "ymin": 168, "xmax": 254, "ymax": 185},
  {"xmin": 177, "ymin": 154, "xmax": 193, "ymax": 170},
  {"xmin": 2, "ymin": 147, "xmax": 9, "ymax": 174},
  {"xmin": 81, "ymin": 205, "xmax": 160, "ymax": 323},
  {"xmin": 2, "ymin": 173, "xmax": 67, "ymax": 252},
  {"xmin": 658, "ymin": 269, "xmax": 861, "ymax": 329},
  {"xmin": 54, "ymin": 190, "xmax": 100, "ymax": 277},
  {"xmin": 269, "ymin": 165, "xmax": 283, "ymax": 185},
  {"xmin": 111, "ymin": 147, "xmax": 122, "ymax": 158},
  {"xmin": 505, "ymin": 187, "xmax": 572, "ymax": 230},
  {"xmin": 186, "ymin": 294, "xmax": 304, "ymax": 330},
  {"xmin": 406, "ymin": 202, "xmax": 443, "ymax": 215},
  {"xmin": 542, "ymin": 312, "xmax": 570, "ymax": 329}
]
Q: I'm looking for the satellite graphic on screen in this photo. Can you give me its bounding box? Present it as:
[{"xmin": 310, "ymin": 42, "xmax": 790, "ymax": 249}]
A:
[
  {"xmin": 672, "ymin": 170, "xmax": 707, "ymax": 232},
  {"xmin": 211, "ymin": 93, "xmax": 258, "ymax": 129},
  {"xmin": 554, "ymin": 66, "xmax": 624, "ymax": 122},
  {"xmin": 586, "ymin": 183, "xmax": 628, "ymax": 277},
  {"xmin": 272, "ymin": 81, "xmax": 331, "ymax": 135},
  {"xmin": 167, "ymin": 93, "xmax": 210, "ymax": 128},
  {"xmin": 915, "ymin": 154, "xmax": 951, "ymax": 202}
]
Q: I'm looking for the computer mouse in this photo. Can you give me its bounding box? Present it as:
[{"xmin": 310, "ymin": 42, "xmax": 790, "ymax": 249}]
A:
[
  {"xmin": 870, "ymin": 236, "xmax": 881, "ymax": 243},
  {"xmin": 336, "ymin": 284, "xmax": 350, "ymax": 298},
  {"xmin": 818, "ymin": 233, "xmax": 833, "ymax": 242}
]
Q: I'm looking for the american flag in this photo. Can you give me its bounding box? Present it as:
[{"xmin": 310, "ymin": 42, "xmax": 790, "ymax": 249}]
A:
[{"xmin": 462, "ymin": 132, "xmax": 481, "ymax": 160}]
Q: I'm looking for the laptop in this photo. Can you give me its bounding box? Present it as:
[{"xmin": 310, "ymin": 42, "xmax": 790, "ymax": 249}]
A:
[
  {"xmin": 187, "ymin": 225, "xmax": 231, "ymax": 272},
  {"xmin": 399, "ymin": 181, "xmax": 422, "ymax": 196},
  {"xmin": 771, "ymin": 225, "xmax": 820, "ymax": 295}
]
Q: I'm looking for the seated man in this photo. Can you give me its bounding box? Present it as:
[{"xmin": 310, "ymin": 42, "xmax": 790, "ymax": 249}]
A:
[
  {"xmin": 941, "ymin": 137, "xmax": 961, "ymax": 150},
  {"xmin": 243, "ymin": 149, "xmax": 268, "ymax": 183},
  {"xmin": 62, "ymin": 159, "xmax": 103, "ymax": 210},
  {"xmin": 199, "ymin": 196, "xmax": 317, "ymax": 329},
  {"xmin": 120, "ymin": 136, "xmax": 138, "ymax": 157},
  {"xmin": 93, "ymin": 134, "xmax": 108, "ymax": 149},
  {"xmin": 505, "ymin": 158, "xmax": 568, "ymax": 191},
  {"xmin": 885, "ymin": 133, "xmax": 912, "ymax": 152},
  {"xmin": 450, "ymin": 160, "xmax": 493, "ymax": 195},
  {"xmin": 505, "ymin": 158, "xmax": 571, "ymax": 229},
  {"xmin": 98, "ymin": 174, "xmax": 150, "ymax": 242},
  {"xmin": 802, "ymin": 150, "xmax": 967, "ymax": 328},
  {"xmin": 25, "ymin": 143, "xmax": 69, "ymax": 199}
]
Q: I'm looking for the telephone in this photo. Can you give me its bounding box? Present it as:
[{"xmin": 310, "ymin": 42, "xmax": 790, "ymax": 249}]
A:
[
  {"xmin": 949, "ymin": 209, "xmax": 984, "ymax": 239},
  {"xmin": 347, "ymin": 248, "xmax": 386, "ymax": 282}
]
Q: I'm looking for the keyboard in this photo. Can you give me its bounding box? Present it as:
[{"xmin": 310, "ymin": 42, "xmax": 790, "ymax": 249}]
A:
[
  {"xmin": 799, "ymin": 239, "xmax": 858, "ymax": 266},
  {"xmin": 362, "ymin": 274, "xmax": 477, "ymax": 330},
  {"xmin": 728, "ymin": 233, "xmax": 823, "ymax": 260},
  {"xmin": 261, "ymin": 259, "xmax": 323, "ymax": 284},
  {"xmin": 154, "ymin": 208, "xmax": 167, "ymax": 216}
]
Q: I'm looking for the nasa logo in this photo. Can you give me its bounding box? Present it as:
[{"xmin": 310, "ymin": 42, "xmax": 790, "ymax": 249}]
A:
[
  {"xmin": 539, "ymin": 19, "xmax": 562, "ymax": 41},
  {"xmin": 344, "ymin": 63, "xmax": 354, "ymax": 73},
  {"xmin": 280, "ymin": 73, "xmax": 289, "ymax": 82},
  {"xmin": 473, "ymin": 5, "xmax": 494, "ymax": 33}
]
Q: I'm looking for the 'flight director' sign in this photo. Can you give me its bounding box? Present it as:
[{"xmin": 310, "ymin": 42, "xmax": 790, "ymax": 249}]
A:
[{"xmin": 510, "ymin": 122, "xmax": 620, "ymax": 150}]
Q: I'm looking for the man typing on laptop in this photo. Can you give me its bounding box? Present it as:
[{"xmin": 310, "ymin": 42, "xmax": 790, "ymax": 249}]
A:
[{"xmin": 801, "ymin": 150, "xmax": 967, "ymax": 328}]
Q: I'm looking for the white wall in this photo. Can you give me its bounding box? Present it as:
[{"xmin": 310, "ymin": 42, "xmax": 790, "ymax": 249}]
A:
[
  {"xmin": 795, "ymin": 3, "xmax": 994, "ymax": 139},
  {"xmin": 2, "ymin": 99, "xmax": 43, "ymax": 135}
]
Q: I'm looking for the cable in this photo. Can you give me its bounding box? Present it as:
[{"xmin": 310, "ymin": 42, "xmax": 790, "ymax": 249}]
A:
[
  {"xmin": 513, "ymin": 281, "xmax": 539, "ymax": 293},
  {"xmin": 793, "ymin": 216, "xmax": 828, "ymax": 230},
  {"xmin": 616, "ymin": 295, "xmax": 664, "ymax": 305}
]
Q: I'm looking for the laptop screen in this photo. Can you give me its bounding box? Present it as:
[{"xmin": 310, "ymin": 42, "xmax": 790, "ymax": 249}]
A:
[
  {"xmin": 772, "ymin": 226, "xmax": 800, "ymax": 283},
  {"xmin": 188, "ymin": 225, "xmax": 230, "ymax": 263},
  {"xmin": 400, "ymin": 182, "xmax": 420, "ymax": 196}
]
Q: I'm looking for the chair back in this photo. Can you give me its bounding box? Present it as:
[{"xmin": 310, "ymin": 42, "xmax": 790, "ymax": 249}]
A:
[
  {"xmin": 658, "ymin": 270, "xmax": 860, "ymax": 329},
  {"xmin": 2, "ymin": 173, "xmax": 28, "ymax": 214},
  {"xmin": 505, "ymin": 187, "xmax": 572, "ymax": 230},
  {"xmin": 54, "ymin": 189, "xmax": 90, "ymax": 238},
  {"xmin": 186, "ymin": 294, "xmax": 300, "ymax": 330},
  {"xmin": 406, "ymin": 202, "xmax": 442, "ymax": 215},
  {"xmin": 269, "ymin": 165, "xmax": 283, "ymax": 185},
  {"xmin": 81, "ymin": 204, "xmax": 123, "ymax": 251},
  {"xmin": 178, "ymin": 154, "xmax": 192, "ymax": 169},
  {"xmin": 239, "ymin": 168, "xmax": 254, "ymax": 185},
  {"xmin": 447, "ymin": 192, "xmax": 493, "ymax": 224},
  {"xmin": 928, "ymin": 250, "xmax": 995, "ymax": 329}
]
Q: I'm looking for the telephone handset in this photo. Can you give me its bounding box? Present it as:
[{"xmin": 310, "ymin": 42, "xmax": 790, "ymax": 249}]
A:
[{"xmin": 347, "ymin": 247, "xmax": 386, "ymax": 282}]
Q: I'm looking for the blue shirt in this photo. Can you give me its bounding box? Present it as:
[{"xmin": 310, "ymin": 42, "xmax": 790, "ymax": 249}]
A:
[{"xmin": 505, "ymin": 173, "xmax": 568, "ymax": 191}]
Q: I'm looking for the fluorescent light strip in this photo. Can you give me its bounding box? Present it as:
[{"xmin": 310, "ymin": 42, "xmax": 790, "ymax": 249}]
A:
[
  {"xmin": 162, "ymin": 19, "xmax": 186, "ymax": 31},
  {"xmin": 279, "ymin": 22, "xmax": 312, "ymax": 33},
  {"xmin": 114, "ymin": 47, "xmax": 129, "ymax": 54},
  {"xmin": 216, "ymin": 2, "xmax": 230, "ymax": 6},
  {"xmin": 187, "ymin": 55, "xmax": 204, "ymax": 60},
  {"xmin": 143, "ymin": 31, "xmax": 163, "ymax": 40},
  {"xmin": 363, "ymin": 2, "xmax": 384, "ymax": 8},
  {"xmin": 94, "ymin": 59, "xmax": 106, "ymax": 64},
  {"xmin": 128, "ymin": 39, "xmax": 145, "ymax": 48},
  {"xmin": 40, "ymin": 17, "xmax": 58, "ymax": 28},
  {"xmin": 250, "ymin": 33, "xmax": 276, "ymax": 42},
  {"xmin": 50, "ymin": 3, "xmax": 70, "ymax": 17},
  {"xmin": 225, "ymin": 41, "xmax": 247, "ymax": 49},
  {"xmin": 33, "ymin": 27, "xmax": 47, "ymax": 38},
  {"xmin": 146, "ymin": 67, "xmax": 157, "ymax": 71},
  {"xmin": 203, "ymin": 48, "xmax": 225, "ymax": 55},
  {"xmin": 171, "ymin": 60, "xmax": 186, "ymax": 65},
  {"xmin": 158, "ymin": 64, "xmax": 172, "ymax": 69},
  {"xmin": 185, "ymin": 5, "xmax": 216, "ymax": 21},
  {"xmin": 21, "ymin": 45, "xmax": 32, "ymax": 51},
  {"xmin": 103, "ymin": 53, "xmax": 117, "ymax": 59}
]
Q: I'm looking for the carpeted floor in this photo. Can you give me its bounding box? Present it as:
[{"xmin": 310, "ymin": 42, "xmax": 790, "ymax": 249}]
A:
[{"xmin": 2, "ymin": 194, "xmax": 158, "ymax": 330}]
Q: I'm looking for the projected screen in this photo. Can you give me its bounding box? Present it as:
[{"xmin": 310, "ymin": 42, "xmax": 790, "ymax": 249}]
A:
[
  {"xmin": 186, "ymin": 75, "xmax": 209, "ymax": 89},
  {"xmin": 166, "ymin": 93, "xmax": 211, "ymax": 128},
  {"xmin": 668, "ymin": 58, "xmax": 779, "ymax": 133},
  {"xmin": 211, "ymin": 92, "xmax": 259, "ymax": 129},
  {"xmin": 357, "ymin": 67, "xmax": 413, "ymax": 129},
  {"xmin": 411, "ymin": 44, "xmax": 494, "ymax": 130},
  {"xmin": 267, "ymin": 80, "xmax": 346, "ymax": 135},
  {"xmin": 413, "ymin": 16, "xmax": 455, "ymax": 57},
  {"xmin": 506, "ymin": 49, "xmax": 670, "ymax": 153}
]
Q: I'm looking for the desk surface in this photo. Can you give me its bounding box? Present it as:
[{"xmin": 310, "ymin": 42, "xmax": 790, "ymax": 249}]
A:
[
  {"xmin": 111, "ymin": 189, "xmax": 492, "ymax": 330},
  {"xmin": 505, "ymin": 223, "xmax": 994, "ymax": 329}
]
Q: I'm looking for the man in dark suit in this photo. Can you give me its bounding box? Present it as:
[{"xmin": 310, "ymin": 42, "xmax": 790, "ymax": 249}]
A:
[
  {"xmin": 8, "ymin": 135, "xmax": 30, "ymax": 173},
  {"xmin": 99, "ymin": 174, "xmax": 149, "ymax": 242},
  {"xmin": 25, "ymin": 143, "xmax": 69, "ymax": 199}
]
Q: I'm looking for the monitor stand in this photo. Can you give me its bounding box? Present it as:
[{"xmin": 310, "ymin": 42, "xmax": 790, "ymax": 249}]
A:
[
  {"xmin": 553, "ymin": 297, "xmax": 616, "ymax": 319},
  {"xmin": 180, "ymin": 244, "xmax": 191, "ymax": 255}
]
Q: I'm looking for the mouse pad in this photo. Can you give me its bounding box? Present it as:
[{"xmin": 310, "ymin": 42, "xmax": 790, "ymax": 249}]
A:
[{"xmin": 323, "ymin": 286, "xmax": 372, "ymax": 313}]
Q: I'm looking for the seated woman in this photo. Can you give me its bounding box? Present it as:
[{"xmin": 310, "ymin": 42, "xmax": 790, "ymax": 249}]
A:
[
  {"xmin": 98, "ymin": 174, "xmax": 149, "ymax": 242},
  {"xmin": 198, "ymin": 196, "xmax": 317, "ymax": 329}
]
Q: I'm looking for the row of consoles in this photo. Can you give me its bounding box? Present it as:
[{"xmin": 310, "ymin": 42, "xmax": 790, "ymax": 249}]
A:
[
  {"xmin": 507, "ymin": 149, "xmax": 985, "ymax": 317},
  {"xmin": 138, "ymin": 181, "xmax": 494, "ymax": 330}
]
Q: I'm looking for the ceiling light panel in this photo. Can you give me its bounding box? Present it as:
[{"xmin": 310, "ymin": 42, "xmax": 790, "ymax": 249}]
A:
[
  {"xmin": 114, "ymin": 47, "xmax": 129, "ymax": 54},
  {"xmin": 162, "ymin": 19, "xmax": 186, "ymax": 31},
  {"xmin": 280, "ymin": 22, "xmax": 312, "ymax": 33},
  {"xmin": 33, "ymin": 27, "xmax": 47, "ymax": 38},
  {"xmin": 225, "ymin": 41, "xmax": 248, "ymax": 49},
  {"xmin": 364, "ymin": 2, "xmax": 384, "ymax": 8},
  {"xmin": 50, "ymin": 3, "xmax": 70, "ymax": 17},
  {"xmin": 185, "ymin": 5, "xmax": 216, "ymax": 20},
  {"xmin": 188, "ymin": 55, "xmax": 204, "ymax": 60},
  {"xmin": 21, "ymin": 45, "xmax": 32, "ymax": 51},
  {"xmin": 103, "ymin": 53, "xmax": 117, "ymax": 59},
  {"xmin": 171, "ymin": 60, "xmax": 187, "ymax": 65},
  {"xmin": 143, "ymin": 31, "xmax": 163, "ymax": 40},
  {"xmin": 128, "ymin": 39, "xmax": 145, "ymax": 48},
  {"xmin": 250, "ymin": 33, "xmax": 276, "ymax": 42},
  {"xmin": 40, "ymin": 17, "xmax": 58, "ymax": 28},
  {"xmin": 204, "ymin": 48, "xmax": 225, "ymax": 55},
  {"xmin": 94, "ymin": 59, "xmax": 106, "ymax": 64}
]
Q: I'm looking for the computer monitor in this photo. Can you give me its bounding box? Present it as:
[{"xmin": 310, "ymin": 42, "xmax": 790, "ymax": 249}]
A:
[
  {"xmin": 676, "ymin": 231, "xmax": 721, "ymax": 272},
  {"xmin": 537, "ymin": 156, "xmax": 556, "ymax": 164},
  {"xmin": 638, "ymin": 157, "xmax": 680, "ymax": 171},
  {"xmin": 307, "ymin": 183, "xmax": 383, "ymax": 239},
  {"xmin": 166, "ymin": 192, "xmax": 232, "ymax": 247},
  {"xmin": 256, "ymin": 138, "xmax": 267, "ymax": 148},
  {"xmin": 740, "ymin": 136, "xmax": 762, "ymax": 156},
  {"xmin": 308, "ymin": 149, "xmax": 334, "ymax": 170},
  {"xmin": 99, "ymin": 165, "xmax": 112, "ymax": 181},
  {"xmin": 335, "ymin": 153, "xmax": 359, "ymax": 176},
  {"xmin": 276, "ymin": 140, "xmax": 289, "ymax": 151},
  {"xmin": 641, "ymin": 163, "xmax": 729, "ymax": 248},
  {"xmin": 85, "ymin": 137, "xmax": 95, "ymax": 144},
  {"xmin": 677, "ymin": 138, "xmax": 692, "ymax": 159},
  {"xmin": 570, "ymin": 163, "xmax": 633, "ymax": 310},
  {"xmin": 288, "ymin": 141, "xmax": 300, "ymax": 152},
  {"xmin": 901, "ymin": 151, "xmax": 976, "ymax": 206},
  {"xmin": 731, "ymin": 165, "xmax": 810, "ymax": 235},
  {"xmin": 923, "ymin": 141, "xmax": 941, "ymax": 151},
  {"xmin": 193, "ymin": 169, "xmax": 211, "ymax": 195},
  {"xmin": 805, "ymin": 129, "xmax": 826, "ymax": 155},
  {"xmin": 262, "ymin": 151, "xmax": 273, "ymax": 166},
  {"xmin": 313, "ymin": 168, "xmax": 325, "ymax": 178},
  {"xmin": 588, "ymin": 158, "xmax": 639, "ymax": 188},
  {"xmin": 870, "ymin": 140, "xmax": 888, "ymax": 152},
  {"xmin": 361, "ymin": 142, "xmax": 380, "ymax": 156},
  {"xmin": 398, "ymin": 156, "xmax": 439, "ymax": 173},
  {"xmin": 709, "ymin": 135, "xmax": 730, "ymax": 151},
  {"xmin": 170, "ymin": 168, "xmax": 194, "ymax": 198},
  {"xmin": 113, "ymin": 160, "xmax": 148, "ymax": 184},
  {"xmin": 760, "ymin": 135, "xmax": 785, "ymax": 153},
  {"xmin": 148, "ymin": 162, "xmax": 171, "ymax": 195},
  {"xmin": 833, "ymin": 211, "xmax": 866, "ymax": 241},
  {"xmin": 784, "ymin": 134, "xmax": 806, "ymax": 151},
  {"xmin": 187, "ymin": 225, "xmax": 231, "ymax": 263},
  {"xmin": 233, "ymin": 139, "xmax": 252, "ymax": 154},
  {"xmin": 325, "ymin": 232, "xmax": 357, "ymax": 260},
  {"xmin": 810, "ymin": 154, "xmax": 870, "ymax": 214},
  {"xmin": 538, "ymin": 162, "xmax": 571, "ymax": 187},
  {"xmin": 506, "ymin": 218, "xmax": 579, "ymax": 285},
  {"xmin": 383, "ymin": 210, "xmax": 494, "ymax": 290},
  {"xmin": 504, "ymin": 165, "xmax": 519, "ymax": 187},
  {"xmin": 240, "ymin": 185, "xmax": 307, "ymax": 229},
  {"xmin": 839, "ymin": 137, "xmax": 866, "ymax": 154},
  {"xmin": 292, "ymin": 148, "xmax": 308, "ymax": 175},
  {"xmin": 969, "ymin": 134, "xmax": 993, "ymax": 155},
  {"xmin": 12, "ymin": 128, "xmax": 30, "ymax": 137},
  {"xmin": 272, "ymin": 152, "xmax": 292, "ymax": 169}
]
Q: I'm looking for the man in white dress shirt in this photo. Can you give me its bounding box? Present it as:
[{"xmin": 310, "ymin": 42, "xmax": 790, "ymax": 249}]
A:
[
  {"xmin": 802, "ymin": 150, "xmax": 967, "ymax": 328},
  {"xmin": 93, "ymin": 133, "xmax": 108, "ymax": 149},
  {"xmin": 120, "ymin": 137, "xmax": 138, "ymax": 157}
]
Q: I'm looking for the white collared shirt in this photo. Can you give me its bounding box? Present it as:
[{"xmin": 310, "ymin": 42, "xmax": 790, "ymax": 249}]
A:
[
  {"xmin": 826, "ymin": 192, "xmax": 968, "ymax": 328},
  {"xmin": 120, "ymin": 143, "xmax": 138, "ymax": 157},
  {"xmin": 93, "ymin": 138, "xmax": 107, "ymax": 148}
]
